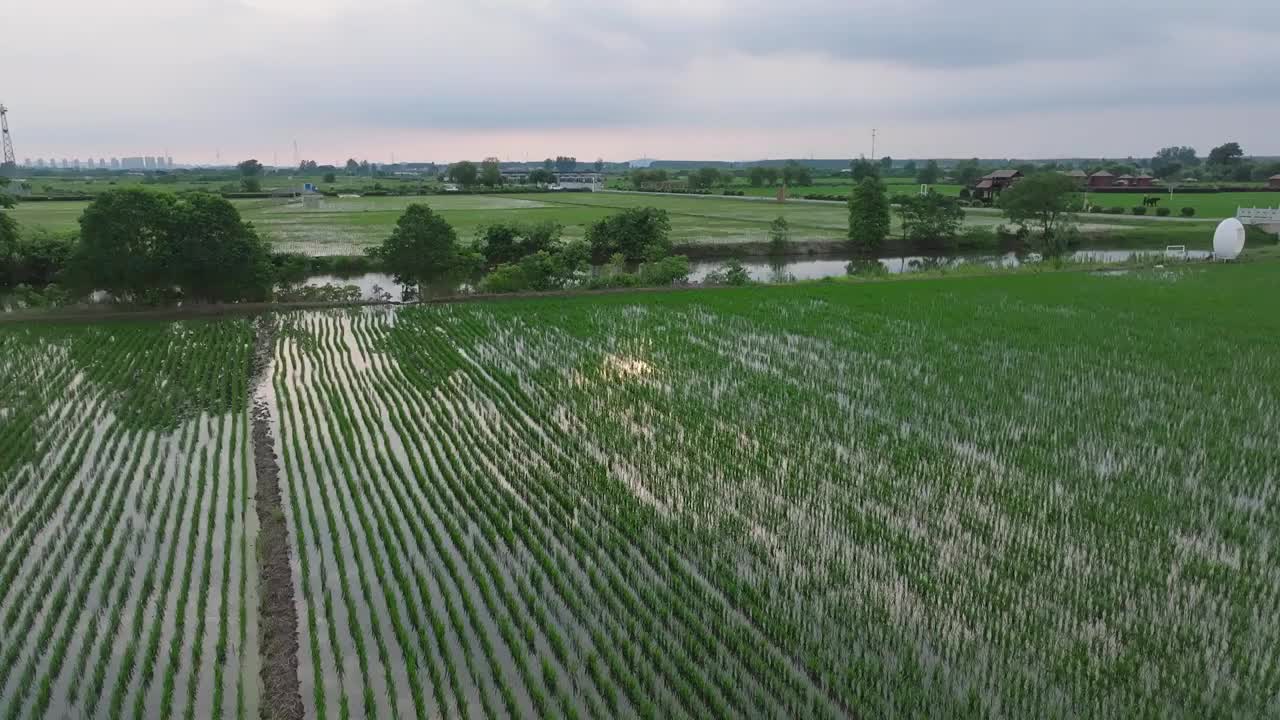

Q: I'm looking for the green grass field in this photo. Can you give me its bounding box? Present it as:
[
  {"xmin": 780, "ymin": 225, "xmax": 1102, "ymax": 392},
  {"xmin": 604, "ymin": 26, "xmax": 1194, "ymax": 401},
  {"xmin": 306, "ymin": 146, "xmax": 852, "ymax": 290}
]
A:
[
  {"xmin": 1085, "ymin": 190, "xmax": 1280, "ymax": 218},
  {"xmin": 6, "ymin": 262, "xmax": 1278, "ymax": 717}
]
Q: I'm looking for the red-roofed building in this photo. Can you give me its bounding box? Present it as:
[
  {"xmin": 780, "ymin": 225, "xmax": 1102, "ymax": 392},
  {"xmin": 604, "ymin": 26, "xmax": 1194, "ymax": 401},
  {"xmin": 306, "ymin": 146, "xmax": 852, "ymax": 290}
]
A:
[
  {"xmin": 971, "ymin": 169, "xmax": 1022, "ymax": 202},
  {"xmin": 1088, "ymin": 171, "xmax": 1114, "ymax": 188}
]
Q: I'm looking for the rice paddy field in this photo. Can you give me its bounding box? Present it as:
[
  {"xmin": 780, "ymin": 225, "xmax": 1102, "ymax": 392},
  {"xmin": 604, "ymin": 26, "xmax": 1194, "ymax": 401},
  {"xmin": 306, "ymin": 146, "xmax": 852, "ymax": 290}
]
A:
[
  {"xmin": 9, "ymin": 190, "xmax": 1221, "ymax": 258},
  {"xmin": 2, "ymin": 260, "xmax": 1279, "ymax": 719},
  {"xmin": 0, "ymin": 320, "xmax": 260, "ymax": 719}
]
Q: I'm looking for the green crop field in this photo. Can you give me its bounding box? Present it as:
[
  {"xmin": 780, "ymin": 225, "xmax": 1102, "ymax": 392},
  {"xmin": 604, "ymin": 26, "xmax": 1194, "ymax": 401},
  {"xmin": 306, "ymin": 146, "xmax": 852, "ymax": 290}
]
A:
[
  {"xmin": 268, "ymin": 263, "xmax": 1280, "ymax": 718},
  {"xmin": 2, "ymin": 263, "xmax": 1280, "ymax": 717},
  {"xmin": 9, "ymin": 189, "xmax": 1226, "ymax": 258},
  {"xmin": 0, "ymin": 319, "xmax": 260, "ymax": 719}
]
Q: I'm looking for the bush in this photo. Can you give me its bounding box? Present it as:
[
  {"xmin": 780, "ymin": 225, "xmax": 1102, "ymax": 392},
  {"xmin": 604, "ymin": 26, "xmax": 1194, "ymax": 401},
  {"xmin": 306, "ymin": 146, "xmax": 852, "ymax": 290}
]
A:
[
  {"xmin": 1105, "ymin": 206, "xmax": 1126, "ymax": 215},
  {"xmin": 703, "ymin": 259, "xmax": 752, "ymax": 286},
  {"xmin": 637, "ymin": 255, "xmax": 690, "ymax": 286},
  {"xmin": 1088, "ymin": 205, "xmax": 1104, "ymax": 213},
  {"xmin": 477, "ymin": 221, "xmax": 561, "ymax": 266},
  {"xmin": 1156, "ymin": 207, "xmax": 1171, "ymax": 217},
  {"xmin": 846, "ymin": 259, "xmax": 887, "ymax": 277},
  {"xmin": 956, "ymin": 226, "xmax": 995, "ymax": 250},
  {"xmin": 1181, "ymin": 207, "xmax": 1196, "ymax": 217},
  {"xmin": 1131, "ymin": 206, "xmax": 1147, "ymax": 216}
]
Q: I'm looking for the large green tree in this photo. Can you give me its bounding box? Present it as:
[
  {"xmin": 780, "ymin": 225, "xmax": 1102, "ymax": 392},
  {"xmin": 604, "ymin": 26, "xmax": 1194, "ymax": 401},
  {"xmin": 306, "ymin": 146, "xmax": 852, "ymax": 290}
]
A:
[
  {"xmin": 72, "ymin": 188, "xmax": 179, "ymax": 301},
  {"xmin": 371, "ymin": 204, "xmax": 471, "ymax": 289},
  {"xmin": 480, "ymin": 158, "xmax": 503, "ymax": 188},
  {"xmin": 0, "ymin": 178, "xmax": 19, "ymax": 286},
  {"xmin": 898, "ymin": 191, "xmax": 965, "ymax": 249},
  {"xmin": 1207, "ymin": 142, "xmax": 1244, "ymax": 167},
  {"xmin": 999, "ymin": 172, "xmax": 1078, "ymax": 254},
  {"xmin": 848, "ymin": 177, "xmax": 890, "ymax": 256},
  {"xmin": 169, "ymin": 193, "xmax": 274, "ymax": 302},
  {"xmin": 585, "ymin": 207, "xmax": 672, "ymax": 261},
  {"xmin": 782, "ymin": 160, "xmax": 812, "ymax": 186},
  {"xmin": 72, "ymin": 189, "xmax": 276, "ymax": 302},
  {"xmin": 916, "ymin": 159, "xmax": 941, "ymax": 185},
  {"xmin": 448, "ymin": 161, "xmax": 478, "ymax": 188},
  {"xmin": 850, "ymin": 157, "xmax": 879, "ymax": 182},
  {"xmin": 954, "ymin": 158, "xmax": 983, "ymax": 187},
  {"xmin": 1151, "ymin": 146, "xmax": 1198, "ymax": 178},
  {"xmin": 691, "ymin": 167, "xmax": 722, "ymax": 189},
  {"xmin": 527, "ymin": 168, "xmax": 555, "ymax": 185},
  {"xmin": 237, "ymin": 158, "xmax": 264, "ymax": 177}
]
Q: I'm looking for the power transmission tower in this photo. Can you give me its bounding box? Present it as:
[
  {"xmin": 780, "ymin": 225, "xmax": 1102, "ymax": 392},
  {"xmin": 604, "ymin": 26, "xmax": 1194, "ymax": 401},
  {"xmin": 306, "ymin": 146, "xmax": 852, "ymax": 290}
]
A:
[{"xmin": 0, "ymin": 104, "xmax": 16, "ymax": 170}]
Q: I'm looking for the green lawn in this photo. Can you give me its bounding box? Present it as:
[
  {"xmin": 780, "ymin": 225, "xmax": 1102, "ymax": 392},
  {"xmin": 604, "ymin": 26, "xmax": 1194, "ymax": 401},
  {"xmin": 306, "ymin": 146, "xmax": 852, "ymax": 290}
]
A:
[{"xmin": 1085, "ymin": 190, "xmax": 1280, "ymax": 218}]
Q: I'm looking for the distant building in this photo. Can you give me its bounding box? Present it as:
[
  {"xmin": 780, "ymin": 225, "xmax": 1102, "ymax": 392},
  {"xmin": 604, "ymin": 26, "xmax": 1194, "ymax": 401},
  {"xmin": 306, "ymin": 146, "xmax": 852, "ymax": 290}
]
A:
[
  {"xmin": 1087, "ymin": 171, "xmax": 1114, "ymax": 188},
  {"xmin": 1268, "ymin": 175, "xmax": 1280, "ymax": 190},
  {"xmin": 122, "ymin": 156, "xmax": 144, "ymax": 169},
  {"xmin": 628, "ymin": 158, "xmax": 656, "ymax": 169},
  {"xmin": 144, "ymin": 156, "xmax": 155, "ymax": 169},
  {"xmin": 971, "ymin": 169, "xmax": 1022, "ymax": 202},
  {"xmin": 165, "ymin": 156, "xmax": 173, "ymax": 168},
  {"xmin": 110, "ymin": 157, "xmax": 120, "ymax": 169},
  {"xmin": 1063, "ymin": 169, "xmax": 1088, "ymax": 187},
  {"xmin": 35, "ymin": 158, "xmax": 45, "ymax": 168}
]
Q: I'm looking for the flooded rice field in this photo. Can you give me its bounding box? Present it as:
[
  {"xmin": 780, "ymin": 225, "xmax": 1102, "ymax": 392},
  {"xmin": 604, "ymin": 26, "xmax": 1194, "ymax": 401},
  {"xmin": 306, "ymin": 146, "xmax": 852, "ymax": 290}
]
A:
[{"xmin": 3, "ymin": 264, "xmax": 1278, "ymax": 718}]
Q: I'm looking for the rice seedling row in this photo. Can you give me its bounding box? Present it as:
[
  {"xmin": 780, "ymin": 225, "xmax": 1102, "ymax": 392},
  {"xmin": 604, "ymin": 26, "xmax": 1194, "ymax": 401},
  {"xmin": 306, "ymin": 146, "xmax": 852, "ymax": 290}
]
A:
[
  {"xmin": 266, "ymin": 264, "xmax": 1279, "ymax": 718},
  {"xmin": 0, "ymin": 320, "xmax": 261, "ymax": 719}
]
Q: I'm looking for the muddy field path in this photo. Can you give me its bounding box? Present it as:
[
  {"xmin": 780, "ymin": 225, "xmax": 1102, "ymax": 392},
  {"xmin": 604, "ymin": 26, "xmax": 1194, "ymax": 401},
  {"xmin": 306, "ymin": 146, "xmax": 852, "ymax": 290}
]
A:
[{"xmin": 251, "ymin": 317, "xmax": 304, "ymax": 720}]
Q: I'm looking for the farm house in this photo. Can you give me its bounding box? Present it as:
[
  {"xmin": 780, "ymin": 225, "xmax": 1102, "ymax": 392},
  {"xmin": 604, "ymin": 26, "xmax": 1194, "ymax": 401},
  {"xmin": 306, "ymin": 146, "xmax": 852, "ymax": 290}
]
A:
[{"xmin": 970, "ymin": 169, "xmax": 1022, "ymax": 202}]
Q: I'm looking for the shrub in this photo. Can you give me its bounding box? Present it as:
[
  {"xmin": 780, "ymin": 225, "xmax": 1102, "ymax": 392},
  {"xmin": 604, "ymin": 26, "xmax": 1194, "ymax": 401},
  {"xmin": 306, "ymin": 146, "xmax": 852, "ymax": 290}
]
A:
[
  {"xmin": 637, "ymin": 255, "xmax": 691, "ymax": 286},
  {"xmin": 1181, "ymin": 207, "xmax": 1196, "ymax": 217},
  {"xmin": 846, "ymin": 259, "xmax": 888, "ymax": 277},
  {"xmin": 1156, "ymin": 207, "xmax": 1171, "ymax": 217},
  {"xmin": 703, "ymin": 260, "xmax": 752, "ymax": 286},
  {"xmin": 1105, "ymin": 206, "xmax": 1126, "ymax": 215},
  {"xmin": 1131, "ymin": 206, "xmax": 1147, "ymax": 216},
  {"xmin": 956, "ymin": 226, "xmax": 995, "ymax": 251}
]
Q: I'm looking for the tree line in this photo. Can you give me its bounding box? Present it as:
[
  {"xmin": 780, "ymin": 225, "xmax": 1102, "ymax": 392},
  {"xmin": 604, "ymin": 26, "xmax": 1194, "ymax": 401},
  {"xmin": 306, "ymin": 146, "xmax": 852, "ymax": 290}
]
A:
[
  {"xmin": 369, "ymin": 203, "xmax": 687, "ymax": 296},
  {"xmin": 0, "ymin": 182, "xmax": 693, "ymax": 306}
]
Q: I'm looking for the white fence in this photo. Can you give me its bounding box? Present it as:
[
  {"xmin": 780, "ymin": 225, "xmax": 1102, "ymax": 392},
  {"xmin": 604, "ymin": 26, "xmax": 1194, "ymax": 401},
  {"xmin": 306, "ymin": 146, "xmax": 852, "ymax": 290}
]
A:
[{"xmin": 1237, "ymin": 207, "xmax": 1280, "ymax": 225}]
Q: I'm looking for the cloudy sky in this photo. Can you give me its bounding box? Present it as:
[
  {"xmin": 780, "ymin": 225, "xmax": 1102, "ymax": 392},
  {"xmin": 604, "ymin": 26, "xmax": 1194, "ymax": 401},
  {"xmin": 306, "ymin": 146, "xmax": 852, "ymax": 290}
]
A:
[{"xmin": 5, "ymin": 0, "xmax": 1280, "ymax": 165}]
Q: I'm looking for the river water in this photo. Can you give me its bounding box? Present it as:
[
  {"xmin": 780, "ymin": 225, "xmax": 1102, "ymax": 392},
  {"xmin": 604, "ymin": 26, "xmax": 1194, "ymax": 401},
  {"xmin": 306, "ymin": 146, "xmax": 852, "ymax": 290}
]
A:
[{"xmin": 302, "ymin": 248, "xmax": 1212, "ymax": 301}]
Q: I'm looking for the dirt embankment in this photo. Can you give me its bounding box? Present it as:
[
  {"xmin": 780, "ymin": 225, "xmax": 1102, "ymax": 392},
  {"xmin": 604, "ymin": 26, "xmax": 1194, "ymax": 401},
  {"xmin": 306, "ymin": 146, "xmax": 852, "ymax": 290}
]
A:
[{"xmin": 250, "ymin": 317, "xmax": 304, "ymax": 720}]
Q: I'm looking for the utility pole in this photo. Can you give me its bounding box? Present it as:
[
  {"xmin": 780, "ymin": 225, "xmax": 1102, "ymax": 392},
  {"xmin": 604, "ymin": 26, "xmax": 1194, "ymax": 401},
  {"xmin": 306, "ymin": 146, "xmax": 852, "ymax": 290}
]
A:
[{"xmin": 0, "ymin": 104, "xmax": 16, "ymax": 170}]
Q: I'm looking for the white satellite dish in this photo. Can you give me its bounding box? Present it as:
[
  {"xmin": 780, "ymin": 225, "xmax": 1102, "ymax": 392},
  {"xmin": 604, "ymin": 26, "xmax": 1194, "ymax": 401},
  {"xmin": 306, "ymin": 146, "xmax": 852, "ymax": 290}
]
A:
[{"xmin": 1213, "ymin": 218, "xmax": 1245, "ymax": 260}]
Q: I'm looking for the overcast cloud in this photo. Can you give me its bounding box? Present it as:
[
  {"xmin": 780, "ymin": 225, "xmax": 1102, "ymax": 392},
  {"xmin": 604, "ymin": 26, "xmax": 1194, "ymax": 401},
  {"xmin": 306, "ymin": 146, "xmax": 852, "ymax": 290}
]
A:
[{"xmin": 5, "ymin": 0, "xmax": 1279, "ymax": 164}]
